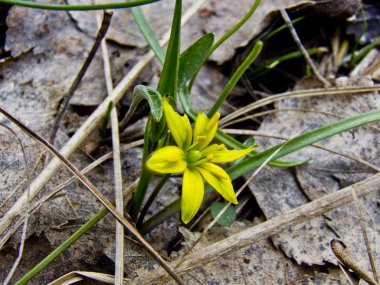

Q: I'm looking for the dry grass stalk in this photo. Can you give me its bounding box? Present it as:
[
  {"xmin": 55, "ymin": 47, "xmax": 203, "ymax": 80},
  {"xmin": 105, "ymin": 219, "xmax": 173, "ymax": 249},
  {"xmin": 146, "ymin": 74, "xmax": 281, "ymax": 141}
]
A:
[{"xmin": 146, "ymin": 172, "xmax": 380, "ymax": 282}]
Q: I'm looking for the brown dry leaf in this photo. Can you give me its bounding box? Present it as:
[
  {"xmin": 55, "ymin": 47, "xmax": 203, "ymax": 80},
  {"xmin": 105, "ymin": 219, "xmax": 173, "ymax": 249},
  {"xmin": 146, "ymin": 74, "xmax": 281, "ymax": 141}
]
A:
[
  {"xmin": 134, "ymin": 221, "xmax": 352, "ymax": 284},
  {"xmin": 248, "ymin": 76, "xmax": 380, "ymax": 269},
  {"xmin": 5, "ymin": 5, "xmax": 143, "ymax": 107}
]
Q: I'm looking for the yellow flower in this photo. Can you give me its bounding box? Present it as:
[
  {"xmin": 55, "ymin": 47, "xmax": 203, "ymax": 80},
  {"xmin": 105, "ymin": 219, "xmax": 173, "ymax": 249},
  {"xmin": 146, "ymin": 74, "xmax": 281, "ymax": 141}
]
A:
[{"xmin": 147, "ymin": 98, "xmax": 254, "ymax": 224}]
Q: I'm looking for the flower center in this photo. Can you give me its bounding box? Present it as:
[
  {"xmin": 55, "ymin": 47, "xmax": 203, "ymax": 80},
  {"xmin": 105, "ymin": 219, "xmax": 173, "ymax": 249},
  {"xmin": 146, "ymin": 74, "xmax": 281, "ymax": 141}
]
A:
[{"xmin": 186, "ymin": 150, "xmax": 202, "ymax": 164}]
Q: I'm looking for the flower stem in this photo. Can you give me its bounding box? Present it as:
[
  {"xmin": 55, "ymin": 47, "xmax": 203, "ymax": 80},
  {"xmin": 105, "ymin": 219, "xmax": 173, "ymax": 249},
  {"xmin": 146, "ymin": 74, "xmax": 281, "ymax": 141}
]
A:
[{"xmin": 137, "ymin": 174, "xmax": 171, "ymax": 227}]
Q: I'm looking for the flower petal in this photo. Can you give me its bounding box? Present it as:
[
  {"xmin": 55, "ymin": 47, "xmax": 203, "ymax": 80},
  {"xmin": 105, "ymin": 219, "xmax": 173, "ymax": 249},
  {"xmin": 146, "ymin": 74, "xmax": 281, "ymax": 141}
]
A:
[
  {"xmin": 210, "ymin": 146, "xmax": 255, "ymax": 163},
  {"xmin": 163, "ymin": 98, "xmax": 192, "ymax": 149},
  {"xmin": 193, "ymin": 112, "xmax": 220, "ymax": 150},
  {"xmin": 147, "ymin": 146, "xmax": 187, "ymax": 173},
  {"xmin": 197, "ymin": 163, "xmax": 238, "ymax": 204},
  {"xmin": 181, "ymin": 167, "xmax": 204, "ymax": 224}
]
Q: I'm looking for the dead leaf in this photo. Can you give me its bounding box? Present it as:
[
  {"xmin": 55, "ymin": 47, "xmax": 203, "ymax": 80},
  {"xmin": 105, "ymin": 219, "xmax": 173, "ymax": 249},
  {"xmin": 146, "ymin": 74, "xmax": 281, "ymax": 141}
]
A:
[{"xmin": 248, "ymin": 76, "xmax": 380, "ymax": 269}]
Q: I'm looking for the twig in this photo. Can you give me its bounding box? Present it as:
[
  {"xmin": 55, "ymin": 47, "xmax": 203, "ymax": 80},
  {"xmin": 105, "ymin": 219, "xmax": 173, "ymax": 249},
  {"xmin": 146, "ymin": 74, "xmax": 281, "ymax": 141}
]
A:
[
  {"xmin": 0, "ymin": 140, "xmax": 143, "ymax": 251},
  {"xmin": 97, "ymin": 13, "xmax": 125, "ymax": 285},
  {"xmin": 220, "ymin": 107, "xmax": 380, "ymax": 133},
  {"xmin": 219, "ymin": 85, "xmax": 380, "ymax": 126},
  {"xmin": 0, "ymin": 107, "xmax": 184, "ymax": 285},
  {"xmin": 352, "ymin": 190, "xmax": 379, "ymax": 283},
  {"xmin": 145, "ymin": 172, "xmax": 380, "ymax": 282},
  {"xmin": 0, "ymin": 124, "xmax": 30, "ymax": 285},
  {"xmin": 279, "ymin": 6, "xmax": 331, "ymax": 87},
  {"xmin": 49, "ymin": 11, "xmax": 113, "ymax": 144}
]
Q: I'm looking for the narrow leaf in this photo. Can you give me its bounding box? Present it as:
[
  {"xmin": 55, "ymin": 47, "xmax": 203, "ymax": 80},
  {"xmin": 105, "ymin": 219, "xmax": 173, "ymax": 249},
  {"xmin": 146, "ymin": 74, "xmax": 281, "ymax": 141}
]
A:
[
  {"xmin": 229, "ymin": 109, "xmax": 380, "ymax": 180},
  {"xmin": 0, "ymin": 0, "xmax": 160, "ymax": 10},
  {"xmin": 157, "ymin": 0, "xmax": 182, "ymax": 100},
  {"xmin": 131, "ymin": 7, "xmax": 165, "ymax": 64},
  {"xmin": 178, "ymin": 33, "xmax": 214, "ymax": 89}
]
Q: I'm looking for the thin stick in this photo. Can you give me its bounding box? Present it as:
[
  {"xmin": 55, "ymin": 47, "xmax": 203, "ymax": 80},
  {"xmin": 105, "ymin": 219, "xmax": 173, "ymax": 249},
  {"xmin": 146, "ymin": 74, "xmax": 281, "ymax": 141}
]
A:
[
  {"xmin": 352, "ymin": 190, "xmax": 379, "ymax": 283},
  {"xmin": 49, "ymin": 12, "xmax": 113, "ymax": 144},
  {"xmin": 98, "ymin": 13, "xmax": 125, "ymax": 285},
  {"xmin": 220, "ymin": 107, "xmax": 380, "ymax": 133},
  {"xmin": 279, "ymin": 6, "xmax": 330, "ymax": 87},
  {"xmin": 0, "ymin": 0, "xmax": 206, "ymax": 247},
  {"xmin": 0, "ymin": 107, "xmax": 184, "ymax": 285},
  {"xmin": 146, "ymin": 173, "xmax": 380, "ymax": 282},
  {"xmin": 15, "ymin": 180, "xmax": 138, "ymax": 285},
  {"xmin": 0, "ymin": 124, "xmax": 30, "ymax": 285},
  {"xmin": 219, "ymin": 85, "xmax": 380, "ymax": 125},
  {"xmin": 0, "ymin": 140, "xmax": 143, "ymax": 251}
]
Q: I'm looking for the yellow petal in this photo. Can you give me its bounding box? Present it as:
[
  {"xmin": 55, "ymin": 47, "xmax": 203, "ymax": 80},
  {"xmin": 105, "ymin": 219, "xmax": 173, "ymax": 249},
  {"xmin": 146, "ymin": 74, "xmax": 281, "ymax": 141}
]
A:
[
  {"xmin": 197, "ymin": 163, "xmax": 238, "ymax": 204},
  {"xmin": 181, "ymin": 167, "xmax": 204, "ymax": 224},
  {"xmin": 193, "ymin": 112, "xmax": 220, "ymax": 150},
  {"xmin": 147, "ymin": 146, "xmax": 187, "ymax": 173},
  {"xmin": 210, "ymin": 146, "xmax": 255, "ymax": 163},
  {"xmin": 163, "ymin": 98, "xmax": 192, "ymax": 149}
]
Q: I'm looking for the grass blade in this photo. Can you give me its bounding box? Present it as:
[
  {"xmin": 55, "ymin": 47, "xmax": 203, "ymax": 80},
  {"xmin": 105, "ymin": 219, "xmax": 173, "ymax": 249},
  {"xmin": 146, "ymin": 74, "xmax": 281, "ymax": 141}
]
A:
[{"xmin": 0, "ymin": 0, "xmax": 160, "ymax": 10}]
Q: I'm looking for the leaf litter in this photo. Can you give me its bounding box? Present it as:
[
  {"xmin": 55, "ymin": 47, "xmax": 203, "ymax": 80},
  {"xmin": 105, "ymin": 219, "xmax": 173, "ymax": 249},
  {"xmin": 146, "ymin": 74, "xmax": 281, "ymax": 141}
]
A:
[
  {"xmin": 249, "ymin": 76, "xmax": 380, "ymax": 270},
  {"xmin": 0, "ymin": 0, "xmax": 379, "ymax": 284}
]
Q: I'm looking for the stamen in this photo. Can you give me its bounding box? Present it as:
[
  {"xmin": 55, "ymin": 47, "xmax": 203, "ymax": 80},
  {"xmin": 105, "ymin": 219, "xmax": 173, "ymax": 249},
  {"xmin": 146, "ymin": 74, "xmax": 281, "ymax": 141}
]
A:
[
  {"xmin": 206, "ymin": 154, "xmax": 214, "ymax": 161},
  {"xmin": 217, "ymin": 144, "xmax": 226, "ymax": 151},
  {"xmin": 197, "ymin": 136, "xmax": 206, "ymax": 142}
]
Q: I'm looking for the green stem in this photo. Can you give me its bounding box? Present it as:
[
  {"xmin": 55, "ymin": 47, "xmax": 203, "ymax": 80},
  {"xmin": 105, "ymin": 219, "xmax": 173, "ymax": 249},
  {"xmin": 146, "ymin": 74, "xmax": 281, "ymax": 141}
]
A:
[
  {"xmin": 137, "ymin": 174, "xmax": 170, "ymax": 227},
  {"xmin": 15, "ymin": 207, "xmax": 109, "ymax": 285},
  {"xmin": 129, "ymin": 116, "xmax": 155, "ymax": 222},
  {"xmin": 207, "ymin": 40, "xmax": 263, "ymax": 117},
  {"xmin": 0, "ymin": 0, "xmax": 160, "ymax": 10}
]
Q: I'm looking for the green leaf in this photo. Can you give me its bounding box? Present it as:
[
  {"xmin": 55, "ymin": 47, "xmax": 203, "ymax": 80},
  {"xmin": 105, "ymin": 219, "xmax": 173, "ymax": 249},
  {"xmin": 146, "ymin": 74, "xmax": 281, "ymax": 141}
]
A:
[
  {"xmin": 228, "ymin": 109, "xmax": 380, "ymax": 180},
  {"xmin": 131, "ymin": 7, "xmax": 165, "ymax": 64},
  {"xmin": 120, "ymin": 85, "xmax": 162, "ymax": 128},
  {"xmin": 101, "ymin": 100, "xmax": 113, "ymax": 137},
  {"xmin": 210, "ymin": 202, "xmax": 236, "ymax": 227},
  {"xmin": 269, "ymin": 158, "xmax": 310, "ymax": 168},
  {"xmin": 157, "ymin": 0, "xmax": 182, "ymax": 101},
  {"xmin": 0, "ymin": 0, "xmax": 160, "ymax": 10},
  {"xmin": 178, "ymin": 33, "xmax": 214, "ymax": 89}
]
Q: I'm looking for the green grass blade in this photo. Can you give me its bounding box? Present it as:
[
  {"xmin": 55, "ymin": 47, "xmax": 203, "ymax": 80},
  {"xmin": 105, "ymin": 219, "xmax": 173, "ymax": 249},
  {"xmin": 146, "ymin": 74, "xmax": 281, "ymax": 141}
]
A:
[
  {"xmin": 0, "ymin": 0, "xmax": 160, "ymax": 10},
  {"xmin": 131, "ymin": 6, "xmax": 165, "ymax": 64},
  {"xmin": 229, "ymin": 109, "xmax": 380, "ymax": 179},
  {"xmin": 15, "ymin": 207, "xmax": 109, "ymax": 285},
  {"xmin": 156, "ymin": 0, "xmax": 182, "ymax": 101},
  {"xmin": 208, "ymin": 40, "xmax": 263, "ymax": 117}
]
